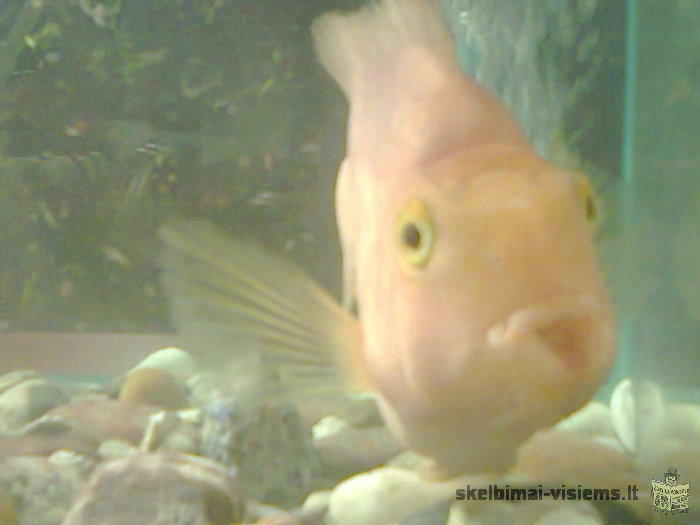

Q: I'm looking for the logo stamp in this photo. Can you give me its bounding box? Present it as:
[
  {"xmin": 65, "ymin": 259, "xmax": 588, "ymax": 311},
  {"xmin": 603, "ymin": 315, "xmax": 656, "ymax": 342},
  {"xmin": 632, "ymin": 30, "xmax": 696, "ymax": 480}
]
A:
[{"xmin": 652, "ymin": 467, "xmax": 689, "ymax": 515}]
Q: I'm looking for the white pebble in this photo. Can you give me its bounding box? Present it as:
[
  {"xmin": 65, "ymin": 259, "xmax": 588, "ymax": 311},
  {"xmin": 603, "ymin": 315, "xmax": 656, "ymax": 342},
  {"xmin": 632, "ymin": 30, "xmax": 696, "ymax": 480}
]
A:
[
  {"xmin": 327, "ymin": 467, "xmax": 479, "ymax": 525},
  {"xmin": 130, "ymin": 347, "xmax": 198, "ymax": 383},
  {"xmin": 97, "ymin": 439, "xmax": 137, "ymax": 460},
  {"xmin": 609, "ymin": 378, "xmax": 663, "ymax": 453},
  {"xmin": 555, "ymin": 401, "xmax": 613, "ymax": 437}
]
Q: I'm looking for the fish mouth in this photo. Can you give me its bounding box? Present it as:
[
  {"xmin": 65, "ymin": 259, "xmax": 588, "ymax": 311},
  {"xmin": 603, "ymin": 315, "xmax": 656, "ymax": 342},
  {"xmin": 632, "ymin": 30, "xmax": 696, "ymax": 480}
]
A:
[{"xmin": 486, "ymin": 294, "xmax": 610, "ymax": 369}]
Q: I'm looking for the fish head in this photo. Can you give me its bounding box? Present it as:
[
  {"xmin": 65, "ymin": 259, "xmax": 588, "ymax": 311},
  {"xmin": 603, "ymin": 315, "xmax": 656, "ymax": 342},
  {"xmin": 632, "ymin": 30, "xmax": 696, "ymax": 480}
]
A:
[{"xmin": 359, "ymin": 145, "xmax": 616, "ymax": 422}]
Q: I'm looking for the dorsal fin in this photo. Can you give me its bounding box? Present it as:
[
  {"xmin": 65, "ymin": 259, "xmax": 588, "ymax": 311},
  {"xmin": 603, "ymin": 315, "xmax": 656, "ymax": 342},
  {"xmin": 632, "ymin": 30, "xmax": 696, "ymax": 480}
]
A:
[{"xmin": 312, "ymin": 0, "xmax": 528, "ymax": 164}]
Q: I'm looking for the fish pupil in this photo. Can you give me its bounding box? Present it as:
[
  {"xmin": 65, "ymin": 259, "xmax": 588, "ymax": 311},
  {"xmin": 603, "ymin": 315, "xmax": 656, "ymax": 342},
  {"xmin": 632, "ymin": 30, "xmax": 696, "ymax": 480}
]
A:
[
  {"xmin": 586, "ymin": 196, "xmax": 595, "ymax": 220},
  {"xmin": 403, "ymin": 223, "xmax": 421, "ymax": 249}
]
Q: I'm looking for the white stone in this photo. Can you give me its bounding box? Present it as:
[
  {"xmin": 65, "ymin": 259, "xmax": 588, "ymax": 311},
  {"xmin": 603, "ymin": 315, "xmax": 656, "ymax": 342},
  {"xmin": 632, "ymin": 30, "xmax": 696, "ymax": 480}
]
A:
[
  {"xmin": 140, "ymin": 410, "xmax": 199, "ymax": 455},
  {"xmin": 448, "ymin": 501, "xmax": 602, "ymax": 525},
  {"xmin": 327, "ymin": 467, "xmax": 484, "ymax": 525},
  {"xmin": 97, "ymin": 439, "xmax": 137, "ymax": 460},
  {"xmin": 48, "ymin": 450, "xmax": 95, "ymax": 478},
  {"xmin": 300, "ymin": 490, "xmax": 331, "ymax": 521},
  {"xmin": 175, "ymin": 407, "xmax": 202, "ymax": 424},
  {"xmin": 313, "ymin": 415, "xmax": 349, "ymax": 440},
  {"xmin": 447, "ymin": 501, "xmax": 516, "ymax": 524},
  {"xmin": 0, "ymin": 370, "xmax": 38, "ymax": 395},
  {"xmin": 535, "ymin": 503, "xmax": 602, "ymax": 524},
  {"xmin": 589, "ymin": 434, "xmax": 625, "ymax": 454},
  {"xmin": 0, "ymin": 379, "xmax": 68, "ymax": 431},
  {"xmin": 609, "ymin": 378, "xmax": 663, "ymax": 453},
  {"xmin": 554, "ymin": 401, "xmax": 613, "ymax": 437},
  {"xmin": 129, "ymin": 347, "xmax": 198, "ymax": 383}
]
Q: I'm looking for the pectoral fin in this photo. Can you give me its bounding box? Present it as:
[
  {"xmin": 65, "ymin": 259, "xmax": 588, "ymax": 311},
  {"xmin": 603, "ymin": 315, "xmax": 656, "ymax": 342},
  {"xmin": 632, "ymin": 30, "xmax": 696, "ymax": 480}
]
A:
[{"xmin": 158, "ymin": 219, "xmax": 365, "ymax": 401}]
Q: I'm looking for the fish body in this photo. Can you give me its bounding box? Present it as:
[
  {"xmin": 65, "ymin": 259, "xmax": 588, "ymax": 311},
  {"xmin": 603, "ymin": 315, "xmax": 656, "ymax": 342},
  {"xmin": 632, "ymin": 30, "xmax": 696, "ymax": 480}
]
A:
[
  {"xmin": 160, "ymin": 0, "xmax": 616, "ymax": 474},
  {"xmin": 312, "ymin": 0, "xmax": 616, "ymax": 472}
]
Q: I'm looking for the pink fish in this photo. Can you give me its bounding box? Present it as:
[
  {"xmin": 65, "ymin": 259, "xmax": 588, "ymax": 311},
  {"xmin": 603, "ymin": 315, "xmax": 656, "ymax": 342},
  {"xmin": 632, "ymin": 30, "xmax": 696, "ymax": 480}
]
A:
[{"xmin": 159, "ymin": 0, "xmax": 616, "ymax": 474}]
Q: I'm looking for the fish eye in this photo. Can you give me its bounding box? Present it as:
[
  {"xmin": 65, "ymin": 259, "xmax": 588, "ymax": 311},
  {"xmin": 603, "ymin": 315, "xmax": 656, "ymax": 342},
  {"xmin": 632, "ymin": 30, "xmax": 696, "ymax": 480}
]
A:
[
  {"xmin": 396, "ymin": 197, "xmax": 435, "ymax": 268},
  {"xmin": 402, "ymin": 223, "xmax": 421, "ymax": 248},
  {"xmin": 584, "ymin": 193, "xmax": 597, "ymax": 222},
  {"xmin": 572, "ymin": 173, "xmax": 599, "ymax": 223}
]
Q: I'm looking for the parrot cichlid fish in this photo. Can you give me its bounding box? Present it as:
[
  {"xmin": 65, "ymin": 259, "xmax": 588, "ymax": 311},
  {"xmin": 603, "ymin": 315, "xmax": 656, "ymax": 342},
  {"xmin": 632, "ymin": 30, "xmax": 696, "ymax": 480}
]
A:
[{"xmin": 159, "ymin": 0, "xmax": 616, "ymax": 475}]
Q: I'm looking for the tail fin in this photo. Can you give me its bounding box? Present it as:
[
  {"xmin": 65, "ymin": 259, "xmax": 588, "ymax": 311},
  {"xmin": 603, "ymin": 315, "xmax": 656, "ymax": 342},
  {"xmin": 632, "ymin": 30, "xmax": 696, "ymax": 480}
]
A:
[
  {"xmin": 311, "ymin": 0, "xmax": 458, "ymax": 97},
  {"xmin": 158, "ymin": 219, "xmax": 364, "ymax": 402}
]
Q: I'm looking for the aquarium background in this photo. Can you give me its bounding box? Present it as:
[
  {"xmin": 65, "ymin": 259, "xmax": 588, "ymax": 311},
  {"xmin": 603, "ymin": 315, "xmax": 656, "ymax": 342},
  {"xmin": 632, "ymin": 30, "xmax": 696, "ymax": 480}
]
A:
[{"xmin": 0, "ymin": 0, "xmax": 365, "ymax": 333}]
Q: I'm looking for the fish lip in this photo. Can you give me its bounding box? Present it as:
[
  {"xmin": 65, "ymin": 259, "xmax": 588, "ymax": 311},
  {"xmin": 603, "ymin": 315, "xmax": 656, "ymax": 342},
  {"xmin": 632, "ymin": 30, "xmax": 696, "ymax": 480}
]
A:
[{"xmin": 486, "ymin": 294, "xmax": 606, "ymax": 365}]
